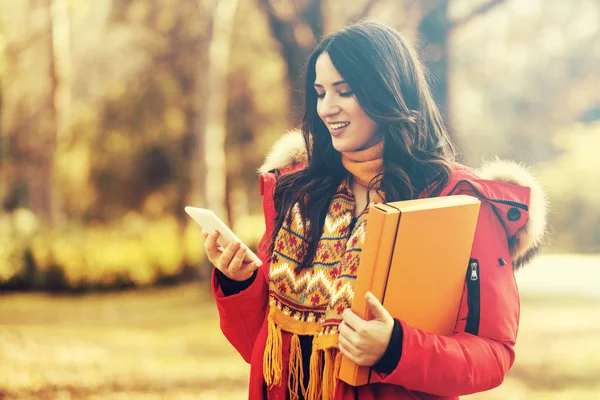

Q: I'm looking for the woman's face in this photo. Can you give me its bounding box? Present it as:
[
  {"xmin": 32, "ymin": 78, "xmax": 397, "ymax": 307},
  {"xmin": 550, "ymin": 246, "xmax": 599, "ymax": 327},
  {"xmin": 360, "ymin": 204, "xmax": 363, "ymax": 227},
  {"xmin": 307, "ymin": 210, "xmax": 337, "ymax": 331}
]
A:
[{"xmin": 314, "ymin": 52, "xmax": 380, "ymax": 153}]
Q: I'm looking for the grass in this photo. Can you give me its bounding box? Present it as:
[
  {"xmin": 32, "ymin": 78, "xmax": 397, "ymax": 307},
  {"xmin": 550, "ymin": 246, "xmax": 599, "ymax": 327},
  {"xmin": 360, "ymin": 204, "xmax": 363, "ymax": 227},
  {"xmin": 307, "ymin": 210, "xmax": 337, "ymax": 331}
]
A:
[
  {"xmin": 1, "ymin": 283, "xmax": 599, "ymax": 399},
  {"xmin": 465, "ymin": 293, "xmax": 600, "ymax": 400},
  {"xmin": 0, "ymin": 283, "xmax": 248, "ymax": 399}
]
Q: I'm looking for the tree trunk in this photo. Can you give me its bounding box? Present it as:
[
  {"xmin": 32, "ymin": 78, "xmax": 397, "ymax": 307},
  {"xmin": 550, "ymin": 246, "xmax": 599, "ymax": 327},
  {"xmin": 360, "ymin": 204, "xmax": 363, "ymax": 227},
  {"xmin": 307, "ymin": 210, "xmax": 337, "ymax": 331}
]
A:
[
  {"xmin": 258, "ymin": 0, "xmax": 323, "ymax": 125},
  {"xmin": 50, "ymin": 0, "xmax": 72, "ymax": 144},
  {"xmin": 419, "ymin": 0, "xmax": 451, "ymax": 129},
  {"xmin": 419, "ymin": 0, "xmax": 505, "ymax": 147},
  {"xmin": 199, "ymin": 0, "xmax": 239, "ymax": 224},
  {"xmin": 24, "ymin": 0, "xmax": 72, "ymax": 225},
  {"xmin": 47, "ymin": 0, "xmax": 72, "ymax": 225}
]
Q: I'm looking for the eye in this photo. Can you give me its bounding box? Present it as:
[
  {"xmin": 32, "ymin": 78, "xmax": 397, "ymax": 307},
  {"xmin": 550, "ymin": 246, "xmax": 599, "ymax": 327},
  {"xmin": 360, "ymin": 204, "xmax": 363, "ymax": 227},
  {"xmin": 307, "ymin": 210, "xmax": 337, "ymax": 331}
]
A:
[
  {"xmin": 316, "ymin": 92, "xmax": 325, "ymax": 99},
  {"xmin": 339, "ymin": 91, "xmax": 354, "ymax": 97}
]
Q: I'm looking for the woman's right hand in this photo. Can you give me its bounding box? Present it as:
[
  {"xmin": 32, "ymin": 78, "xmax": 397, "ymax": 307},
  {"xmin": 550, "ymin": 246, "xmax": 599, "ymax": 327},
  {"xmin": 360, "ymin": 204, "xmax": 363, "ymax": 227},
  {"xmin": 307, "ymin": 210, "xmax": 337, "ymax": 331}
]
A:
[{"xmin": 202, "ymin": 230, "xmax": 262, "ymax": 282}]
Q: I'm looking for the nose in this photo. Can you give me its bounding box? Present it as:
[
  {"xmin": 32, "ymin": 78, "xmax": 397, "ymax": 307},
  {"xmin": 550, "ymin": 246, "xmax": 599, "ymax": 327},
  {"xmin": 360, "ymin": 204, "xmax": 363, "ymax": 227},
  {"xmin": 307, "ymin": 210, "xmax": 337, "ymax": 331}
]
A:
[{"xmin": 317, "ymin": 93, "xmax": 341, "ymax": 119}]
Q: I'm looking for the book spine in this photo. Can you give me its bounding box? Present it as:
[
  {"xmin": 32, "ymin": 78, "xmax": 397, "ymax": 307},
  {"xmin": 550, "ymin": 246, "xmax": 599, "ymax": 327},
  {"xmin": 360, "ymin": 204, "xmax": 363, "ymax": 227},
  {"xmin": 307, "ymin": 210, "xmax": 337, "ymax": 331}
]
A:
[
  {"xmin": 338, "ymin": 204, "xmax": 400, "ymax": 386},
  {"xmin": 338, "ymin": 206, "xmax": 386, "ymax": 386},
  {"xmin": 362, "ymin": 205, "xmax": 401, "ymax": 384}
]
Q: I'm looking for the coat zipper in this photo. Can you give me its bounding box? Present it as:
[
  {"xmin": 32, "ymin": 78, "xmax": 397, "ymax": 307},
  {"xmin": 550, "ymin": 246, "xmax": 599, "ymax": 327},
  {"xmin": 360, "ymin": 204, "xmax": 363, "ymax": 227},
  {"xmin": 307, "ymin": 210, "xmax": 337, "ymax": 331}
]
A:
[
  {"xmin": 447, "ymin": 179, "xmax": 521, "ymax": 337},
  {"xmin": 470, "ymin": 261, "xmax": 479, "ymax": 281},
  {"xmin": 465, "ymin": 259, "xmax": 481, "ymax": 335},
  {"xmin": 447, "ymin": 179, "xmax": 529, "ymax": 210}
]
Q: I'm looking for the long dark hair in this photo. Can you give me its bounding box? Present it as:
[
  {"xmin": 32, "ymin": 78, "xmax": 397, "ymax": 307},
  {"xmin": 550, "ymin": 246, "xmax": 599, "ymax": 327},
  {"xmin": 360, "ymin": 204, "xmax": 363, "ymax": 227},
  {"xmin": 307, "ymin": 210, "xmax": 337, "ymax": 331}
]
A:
[{"xmin": 270, "ymin": 21, "xmax": 456, "ymax": 270}]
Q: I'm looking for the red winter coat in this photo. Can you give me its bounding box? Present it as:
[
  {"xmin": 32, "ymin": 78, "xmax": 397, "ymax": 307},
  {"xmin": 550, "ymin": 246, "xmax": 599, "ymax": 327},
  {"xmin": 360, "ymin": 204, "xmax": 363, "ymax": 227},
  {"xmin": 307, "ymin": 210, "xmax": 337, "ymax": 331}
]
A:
[{"xmin": 211, "ymin": 133, "xmax": 547, "ymax": 400}]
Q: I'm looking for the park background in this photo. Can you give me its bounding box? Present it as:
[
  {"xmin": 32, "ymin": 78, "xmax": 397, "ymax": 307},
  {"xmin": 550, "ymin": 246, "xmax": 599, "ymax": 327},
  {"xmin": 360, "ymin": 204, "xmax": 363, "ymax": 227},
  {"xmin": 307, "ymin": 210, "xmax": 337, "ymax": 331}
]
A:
[{"xmin": 1, "ymin": 0, "xmax": 599, "ymax": 398}]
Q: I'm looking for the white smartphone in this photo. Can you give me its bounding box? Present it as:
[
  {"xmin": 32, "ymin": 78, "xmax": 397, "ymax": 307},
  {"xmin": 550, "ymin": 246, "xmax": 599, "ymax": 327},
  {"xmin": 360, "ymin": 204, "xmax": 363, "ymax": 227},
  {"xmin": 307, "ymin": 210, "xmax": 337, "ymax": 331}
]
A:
[{"xmin": 184, "ymin": 206, "xmax": 262, "ymax": 265}]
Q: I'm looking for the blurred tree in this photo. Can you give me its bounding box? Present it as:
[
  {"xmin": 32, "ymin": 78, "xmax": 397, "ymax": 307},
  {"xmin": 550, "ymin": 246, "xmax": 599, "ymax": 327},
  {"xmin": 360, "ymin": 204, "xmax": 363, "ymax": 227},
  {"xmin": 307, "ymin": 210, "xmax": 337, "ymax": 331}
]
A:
[
  {"xmin": 452, "ymin": 0, "xmax": 600, "ymax": 164},
  {"xmin": 0, "ymin": 0, "xmax": 67, "ymax": 225},
  {"xmin": 50, "ymin": 0, "xmax": 72, "ymax": 147},
  {"xmin": 48, "ymin": 0, "xmax": 72, "ymax": 224},
  {"xmin": 538, "ymin": 122, "xmax": 600, "ymax": 252},
  {"xmin": 224, "ymin": 0, "xmax": 290, "ymax": 225},
  {"xmin": 85, "ymin": 0, "xmax": 209, "ymax": 223},
  {"xmin": 420, "ymin": 0, "xmax": 505, "ymax": 129},
  {"xmin": 257, "ymin": 0, "xmax": 324, "ymax": 124},
  {"xmin": 198, "ymin": 0, "xmax": 240, "ymax": 224}
]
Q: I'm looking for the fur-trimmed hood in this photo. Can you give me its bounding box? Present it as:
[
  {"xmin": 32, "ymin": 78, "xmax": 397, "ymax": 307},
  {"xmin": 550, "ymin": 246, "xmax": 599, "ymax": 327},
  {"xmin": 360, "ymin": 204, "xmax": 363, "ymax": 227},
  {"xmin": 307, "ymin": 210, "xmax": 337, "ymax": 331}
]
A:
[
  {"xmin": 258, "ymin": 130, "xmax": 548, "ymax": 269},
  {"xmin": 258, "ymin": 130, "xmax": 308, "ymax": 175}
]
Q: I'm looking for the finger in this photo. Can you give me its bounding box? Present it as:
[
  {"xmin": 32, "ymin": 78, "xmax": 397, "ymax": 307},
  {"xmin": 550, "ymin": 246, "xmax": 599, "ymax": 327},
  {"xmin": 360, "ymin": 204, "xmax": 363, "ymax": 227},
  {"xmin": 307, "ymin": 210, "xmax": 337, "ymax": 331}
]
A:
[
  {"xmin": 217, "ymin": 240, "xmax": 241, "ymax": 271},
  {"xmin": 338, "ymin": 341, "xmax": 349, "ymax": 358},
  {"xmin": 228, "ymin": 244, "xmax": 248, "ymax": 273},
  {"xmin": 245, "ymin": 260, "xmax": 262, "ymax": 274},
  {"xmin": 342, "ymin": 308, "xmax": 367, "ymax": 333},
  {"xmin": 338, "ymin": 328, "xmax": 360, "ymax": 354},
  {"xmin": 203, "ymin": 230, "xmax": 217, "ymax": 248},
  {"xmin": 338, "ymin": 340, "xmax": 358, "ymax": 364},
  {"xmin": 338, "ymin": 321, "xmax": 360, "ymax": 345},
  {"xmin": 204, "ymin": 230, "xmax": 223, "ymax": 264},
  {"xmin": 244, "ymin": 252, "xmax": 263, "ymax": 267},
  {"xmin": 365, "ymin": 291, "xmax": 391, "ymax": 321}
]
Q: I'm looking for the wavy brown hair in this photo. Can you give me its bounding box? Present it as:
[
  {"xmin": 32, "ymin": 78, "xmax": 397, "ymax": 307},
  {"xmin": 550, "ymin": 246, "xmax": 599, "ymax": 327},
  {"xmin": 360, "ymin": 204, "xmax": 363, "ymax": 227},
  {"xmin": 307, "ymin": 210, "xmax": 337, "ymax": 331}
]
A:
[{"xmin": 270, "ymin": 21, "xmax": 457, "ymax": 270}]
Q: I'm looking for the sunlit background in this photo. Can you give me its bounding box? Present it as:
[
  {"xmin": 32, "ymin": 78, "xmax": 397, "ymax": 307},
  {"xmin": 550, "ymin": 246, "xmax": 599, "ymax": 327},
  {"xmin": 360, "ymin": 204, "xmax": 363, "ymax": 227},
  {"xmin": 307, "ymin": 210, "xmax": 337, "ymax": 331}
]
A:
[{"xmin": 1, "ymin": 0, "xmax": 599, "ymax": 399}]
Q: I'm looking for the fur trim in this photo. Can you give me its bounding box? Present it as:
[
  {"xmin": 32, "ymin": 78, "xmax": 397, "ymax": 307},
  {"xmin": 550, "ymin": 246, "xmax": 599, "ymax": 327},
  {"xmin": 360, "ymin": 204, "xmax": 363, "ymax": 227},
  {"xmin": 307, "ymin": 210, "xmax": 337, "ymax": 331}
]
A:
[
  {"xmin": 258, "ymin": 130, "xmax": 307, "ymax": 174},
  {"xmin": 478, "ymin": 158, "xmax": 548, "ymax": 269}
]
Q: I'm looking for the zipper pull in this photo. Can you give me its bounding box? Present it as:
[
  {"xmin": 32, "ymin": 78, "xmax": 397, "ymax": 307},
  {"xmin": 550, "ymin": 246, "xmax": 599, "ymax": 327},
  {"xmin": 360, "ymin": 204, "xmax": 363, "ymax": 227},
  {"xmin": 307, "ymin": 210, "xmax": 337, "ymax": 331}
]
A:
[{"xmin": 470, "ymin": 261, "xmax": 479, "ymax": 281}]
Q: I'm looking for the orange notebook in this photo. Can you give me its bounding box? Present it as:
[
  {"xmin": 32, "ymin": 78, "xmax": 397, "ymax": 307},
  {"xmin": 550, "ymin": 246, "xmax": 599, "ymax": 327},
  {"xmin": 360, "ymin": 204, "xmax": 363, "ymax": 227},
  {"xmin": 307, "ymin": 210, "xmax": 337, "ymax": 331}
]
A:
[{"xmin": 338, "ymin": 194, "xmax": 481, "ymax": 386}]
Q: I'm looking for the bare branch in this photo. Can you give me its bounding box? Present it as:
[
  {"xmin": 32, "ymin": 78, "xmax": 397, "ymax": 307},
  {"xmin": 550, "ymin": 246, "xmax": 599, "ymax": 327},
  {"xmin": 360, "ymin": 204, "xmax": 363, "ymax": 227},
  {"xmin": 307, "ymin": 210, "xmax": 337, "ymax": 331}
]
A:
[
  {"xmin": 419, "ymin": 0, "xmax": 450, "ymax": 35},
  {"xmin": 451, "ymin": 0, "xmax": 505, "ymax": 29},
  {"xmin": 301, "ymin": 0, "xmax": 324, "ymax": 41},
  {"xmin": 348, "ymin": 0, "xmax": 379, "ymax": 24},
  {"xmin": 258, "ymin": 0, "xmax": 300, "ymax": 57}
]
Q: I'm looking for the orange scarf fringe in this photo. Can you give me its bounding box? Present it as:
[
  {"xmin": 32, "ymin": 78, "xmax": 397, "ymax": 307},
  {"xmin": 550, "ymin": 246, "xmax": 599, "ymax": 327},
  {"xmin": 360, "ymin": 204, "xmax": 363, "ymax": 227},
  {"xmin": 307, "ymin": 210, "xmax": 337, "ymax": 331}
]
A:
[{"xmin": 264, "ymin": 318, "xmax": 342, "ymax": 399}]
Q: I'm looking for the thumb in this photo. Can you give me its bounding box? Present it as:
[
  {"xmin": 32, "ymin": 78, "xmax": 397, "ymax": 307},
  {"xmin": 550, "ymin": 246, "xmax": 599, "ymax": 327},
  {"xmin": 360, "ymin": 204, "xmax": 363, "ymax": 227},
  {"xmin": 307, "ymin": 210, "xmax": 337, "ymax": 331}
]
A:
[{"xmin": 365, "ymin": 292, "xmax": 389, "ymax": 320}]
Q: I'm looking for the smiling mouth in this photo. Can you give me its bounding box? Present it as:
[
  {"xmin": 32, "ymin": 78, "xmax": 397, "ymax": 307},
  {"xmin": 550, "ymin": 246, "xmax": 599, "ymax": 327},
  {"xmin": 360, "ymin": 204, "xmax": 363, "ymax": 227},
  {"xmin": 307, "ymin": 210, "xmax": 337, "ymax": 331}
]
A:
[{"xmin": 330, "ymin": 122, "xmax": 350, "ymax": 130}]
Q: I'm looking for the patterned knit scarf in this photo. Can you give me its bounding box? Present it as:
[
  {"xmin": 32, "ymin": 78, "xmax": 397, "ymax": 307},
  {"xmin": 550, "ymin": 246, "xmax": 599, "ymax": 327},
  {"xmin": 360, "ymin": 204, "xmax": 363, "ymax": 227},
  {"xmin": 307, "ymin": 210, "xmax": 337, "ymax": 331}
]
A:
[{"xmin": 264, "ymin": 142, "xmax": 384, "ymax": 400}]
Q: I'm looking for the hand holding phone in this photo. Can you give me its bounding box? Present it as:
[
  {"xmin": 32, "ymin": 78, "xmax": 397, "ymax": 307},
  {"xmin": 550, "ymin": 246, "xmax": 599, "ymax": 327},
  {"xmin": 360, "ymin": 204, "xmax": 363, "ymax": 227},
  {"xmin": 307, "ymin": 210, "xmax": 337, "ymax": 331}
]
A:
[{"xmin": 184, "ymin": 207, "xmax": 262, "ymax": 266}]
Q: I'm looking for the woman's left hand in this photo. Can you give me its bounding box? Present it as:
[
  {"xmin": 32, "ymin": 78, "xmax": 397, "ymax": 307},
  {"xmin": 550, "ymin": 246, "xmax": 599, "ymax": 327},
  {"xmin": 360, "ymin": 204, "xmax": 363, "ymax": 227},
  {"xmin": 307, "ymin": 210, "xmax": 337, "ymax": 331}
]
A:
[{"xmin": 338, "ymin": 291, "xmax": 394, "ymax": 367}]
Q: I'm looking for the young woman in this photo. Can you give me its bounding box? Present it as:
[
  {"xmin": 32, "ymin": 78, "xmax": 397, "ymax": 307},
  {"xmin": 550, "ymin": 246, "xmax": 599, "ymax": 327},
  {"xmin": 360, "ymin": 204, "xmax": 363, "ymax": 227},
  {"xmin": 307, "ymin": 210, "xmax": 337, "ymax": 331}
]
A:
[{"xmin": 203, "ymin": 21, "xmax": 547, "ymax": 400}]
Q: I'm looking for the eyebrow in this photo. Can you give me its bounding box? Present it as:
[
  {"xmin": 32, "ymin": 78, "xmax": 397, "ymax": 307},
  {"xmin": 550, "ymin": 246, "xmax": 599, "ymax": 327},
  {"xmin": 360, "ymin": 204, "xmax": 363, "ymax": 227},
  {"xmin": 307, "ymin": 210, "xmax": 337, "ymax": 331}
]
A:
[{"xmin": 313, "ymin": 80, "xmax": 348, "ymax": 88}]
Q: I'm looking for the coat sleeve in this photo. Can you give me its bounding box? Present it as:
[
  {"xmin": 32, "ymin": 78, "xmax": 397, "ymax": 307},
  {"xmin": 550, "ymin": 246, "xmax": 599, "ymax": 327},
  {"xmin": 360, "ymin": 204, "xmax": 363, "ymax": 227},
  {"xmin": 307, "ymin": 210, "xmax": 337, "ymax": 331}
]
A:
[
  {"xmin": 211, "ymin": 229, "xmax": 270, "ymax": 364},
  {"xmin": 374, "ymin": 201, "xmax": 520, "ymax": 396},
  {"xmin": 210, "ymin": 171, "xmax": 278, "ymax": 364}
]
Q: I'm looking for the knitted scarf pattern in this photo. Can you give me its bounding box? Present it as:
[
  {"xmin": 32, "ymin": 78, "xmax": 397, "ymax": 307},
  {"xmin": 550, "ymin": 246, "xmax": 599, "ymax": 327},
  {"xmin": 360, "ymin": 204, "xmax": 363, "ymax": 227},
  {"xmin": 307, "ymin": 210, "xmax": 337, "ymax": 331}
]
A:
[{"xmin": 264, "ymin": 141, "xmax": 384, "ymax": 400}]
